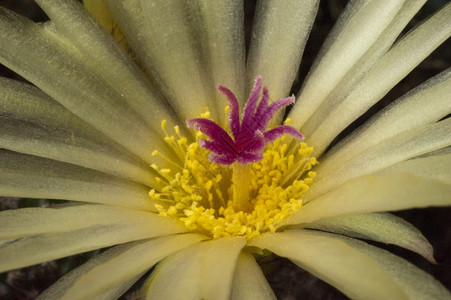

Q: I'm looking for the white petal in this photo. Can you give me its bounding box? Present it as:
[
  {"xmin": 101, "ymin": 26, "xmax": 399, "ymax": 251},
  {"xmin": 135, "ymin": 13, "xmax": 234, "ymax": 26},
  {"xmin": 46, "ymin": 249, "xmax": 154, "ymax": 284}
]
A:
[
  {"xmin": 35, "ymin": 0, "xmax": 180, "ymax": 133},
  {"xmin": 2, "ymin": 78, "xmax": 180, "ymax": 178},
  {"xmin": 247, "ymin": 0, "xmax": 318, "ymax": 101},
  {"xmin": 0, "ymin": 8, "xmax": 166, "ymax": 162},
  {"xmin": 0, "ymin": 116, "xmax": 157, "ymax": 186},
  {"xmin": 0, "ymin": 78, "xmax": 102, "ymax": 141},
  {"xmin": 231, "ymin": 252, "xmax": 276, "ymax": 300},
  {"xmin": 105, "ymin": 0, "xmax": 215, "ymax": 121},
  {"xmin": 282, "ymin": 172, "xmax": 451, "ymax": 227},
  {"xmin": 0, "ymin": 204, "xmax": 176, "ymax": 240},
  {"xmin": 297, "ymin": 0, "xmax": 427, "ymax": 136},
  {"xmin": 37, "ymin": 242, "xmax": 144, "ymax": 300},
  {"xmin": 333, "ymin": 233, "xmax": 451, "ymax": 299},
  {"xmin": 289, "ymin": 0, "xmax": 405, "ymax": 129},
  {"xmin": 318, "ymin": 69, "xmax": 451, "ymax": 177},
  {"xmin": 0, "ymin": 150, "xmax": 156, "ymax": 210},
  {"xmin": 418, "ymin": 146, "xmax": 451, "ymax": 158},
  {"xmin": 0, "ymin": 78, "xmax": 161, "ymax": 185},
  {"xmin": 59, "ymin": 234, "xmax": 205, "ymax": 300},
  {"xmin": 376, "ymin": 152, "xmax": 451, "ymax": 182},
  {"xmin": 310, "ymin": 118, "xmax": 451, "ymax": 199},
  {"xmin": 249, "ymin": 230, "xmax": 408, "ymax": 299},
  {"xmin": 145, "ymin": 237, "xmax": 245, "ymax": 300},
  {"xmin": 300, "ymin": 212, "xmax": 435, "ymax": 262},
  {"xmin": 307, "ymin": 3, "xmax": 451, "ymax": 155},
  {"xmin": 87, "ymin": 277, "xmax": 141, "ymax": 300},
  {"xmin": 195, "ymin": 0, "xmax": 245, "ymax": 124},
  {"xmin": 0, "ymin": 211, "xmax": 186, "ymax": 272}
]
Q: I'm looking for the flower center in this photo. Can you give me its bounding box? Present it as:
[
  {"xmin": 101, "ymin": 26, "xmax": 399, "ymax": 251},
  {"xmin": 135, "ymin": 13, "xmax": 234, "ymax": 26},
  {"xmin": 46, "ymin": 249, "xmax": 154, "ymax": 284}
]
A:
[{"xmin": 149, "ymin": 78, "xmax": 318, "ymax": 240}]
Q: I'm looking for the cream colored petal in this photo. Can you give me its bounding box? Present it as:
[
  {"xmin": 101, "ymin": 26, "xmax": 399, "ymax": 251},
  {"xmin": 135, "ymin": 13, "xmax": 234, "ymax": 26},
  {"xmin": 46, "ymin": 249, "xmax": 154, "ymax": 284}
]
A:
[
  {"xmin": 59, "ymin": 234, "xmax": 205, "ymax": 300},
  {"xmin": 0, "ymin": 116, "xmax": 157, "ymax": 186},
  {"xmin": 0, "ymin": 78, "xmax": 158, "ymax": 166},
  {"xmin": 307, "ymin": 3, "xmax": 451, "ymax": 155},
  {"xmin": 35, "ymin": 0, "xmax": 180, "ymax": 133},
  {"xmin": 88, "ymin": 276, "xmax": 141, "ymax": 300},
  {"xmin": 375, "ymin": 153, "xmax": 451, "ymax": 182},
  {"xmin": 82, "ymin": 0, "xmax": 125, "ymax": 43},
  {"xmin": 0, "ymin": 78, "xmax": 175, "ymax": 179},
  {"xmin": 81, "ymin": 0, "xmax": 129, "ymax": 54},
  {"xmin": 289, "ymin": 0, "xmax": 405, "ymax": 129},
  {"xmin": 231, "ymin": 252, "xmax": 276, "ymax": 300},
  {"xmin": 0, "ymin": 7, "xmax": 167, "ymax": 162},
  {"xmin": 299, "ymin": 212, "xmax": 434, "ymax": 262},
  {"xmin": 299, "ymin": 0, "xmax": 428, "ymax": 136},
  {"xmin": 145, "ymin": 237, "xmax": 246, "ymax": 300},
  {"xmin": 195, "ymin": 0, "xmax": 245, "ymax": 125},
  {"xmin": 282, "ymin": 173, "xmax": 451, "ymax": 227},
  {"xmin": 105, "ymin": 0, "xmax": 215, "ymax": 121},
  {"xmin": 0, "ymin": 78, "xmax": 103, "ymax": 142},
  {"xmin": 0, "ymin": 77, "xmax": 160, "ymax": 186},
  {"xmin": 310, "ymin": 118, "xmax": 451, "ymax": 199},
  {"xmin": 419, "ymin": 146, "xmax": 451, "ymax": 158},
  {"xmin": 0, "ymin": 214, "xmax": 186, "ymax": 273},
  {"xmin": 0, "ymin": 150, "xmax": 155, "ymax": 210},
  {"xmin": 249, "ymin": 230, "xmax": 408, "ymax": 299},
  {"xmin": 247, "ymin": 0, "xmax": 318, "ymax": 101},
  {"xmin": 333, "ymin": 233, "xmax": 451, "ymax": 299},
  {"xmin": 0, "ymin": 204, "xmax": 176, "ymax": 240},
  {"xmin": 318, "ymin": 69, "xmax": 451, "ymax": 176},
  {"xmin": 38, "ymin": 242, "xmax": 143, "ymax": 300}
]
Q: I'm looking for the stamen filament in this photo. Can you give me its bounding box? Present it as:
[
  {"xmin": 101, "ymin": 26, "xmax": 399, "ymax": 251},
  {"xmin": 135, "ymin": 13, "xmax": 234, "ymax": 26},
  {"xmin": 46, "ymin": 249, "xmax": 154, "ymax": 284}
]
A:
[{"xmin": 152, "ymin": 149, "xmax": 183, "ymax": 171}]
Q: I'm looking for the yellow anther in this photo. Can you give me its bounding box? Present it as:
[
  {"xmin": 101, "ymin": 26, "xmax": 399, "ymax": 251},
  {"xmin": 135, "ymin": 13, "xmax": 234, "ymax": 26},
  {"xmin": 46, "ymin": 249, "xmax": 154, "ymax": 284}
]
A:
[
  {"xmin": 149, "ymin": 189, "xmax": 160, "ymax": 199},
  {"xmin": 178, "ymin": 137, "xmax": 187, "ymax": 145},
  {"xmin": 161, "ymin": 120, "xmax": 167, "ymax": 129},
  {"xmin": 168, "ymin": 206, "xmax": 178, "ymax": 215},
  {"xmin": 160, "ymin": 168, "xmax": 171, "ymax": 175},
  {"xmin": 201, "ymin": 110, "xmax": 210, "ymax": 119},
  {"xmin": 164, "ymin": 136, "xmax": 175, "ymax": 143},
  {"xmin": 151, "ymin": 150, "xmax": 159, "ymax": 156}
]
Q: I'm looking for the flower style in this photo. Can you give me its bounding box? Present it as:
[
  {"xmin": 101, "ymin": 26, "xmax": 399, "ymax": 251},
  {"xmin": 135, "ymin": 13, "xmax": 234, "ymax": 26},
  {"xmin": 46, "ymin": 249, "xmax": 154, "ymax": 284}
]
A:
[{"xmin": 0, "ymin": 0, "xmax": 450, "ymax": 299}]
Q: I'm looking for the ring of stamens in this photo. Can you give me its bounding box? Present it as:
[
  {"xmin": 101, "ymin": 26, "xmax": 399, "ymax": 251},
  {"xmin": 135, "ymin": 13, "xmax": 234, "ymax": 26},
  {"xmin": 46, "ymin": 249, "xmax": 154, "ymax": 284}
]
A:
[{"xmin": 150, "ymin": 117, "xmax": 318, "ymax": 240}]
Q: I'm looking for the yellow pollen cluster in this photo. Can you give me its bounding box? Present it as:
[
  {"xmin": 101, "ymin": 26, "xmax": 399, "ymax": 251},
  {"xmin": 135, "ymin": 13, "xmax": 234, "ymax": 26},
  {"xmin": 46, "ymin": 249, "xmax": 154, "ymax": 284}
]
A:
[{"xmin": 150, "ymin": 116, "xmax": 318, "ymax": 240}]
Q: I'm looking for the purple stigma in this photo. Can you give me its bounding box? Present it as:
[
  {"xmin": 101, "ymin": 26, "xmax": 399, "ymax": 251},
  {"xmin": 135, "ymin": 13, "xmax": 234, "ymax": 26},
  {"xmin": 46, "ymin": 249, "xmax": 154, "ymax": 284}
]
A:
[{"xmin": 187, "ymin": 76, "xmax": 304, "ymax": 165}]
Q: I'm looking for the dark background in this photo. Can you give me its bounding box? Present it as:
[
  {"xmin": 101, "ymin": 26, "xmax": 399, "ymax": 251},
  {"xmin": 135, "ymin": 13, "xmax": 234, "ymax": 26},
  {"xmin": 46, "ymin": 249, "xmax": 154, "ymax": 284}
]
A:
[{"xmin": 0, "ymin": 0, "xmax": 450, "ymax": 299}]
